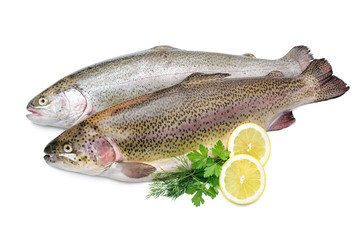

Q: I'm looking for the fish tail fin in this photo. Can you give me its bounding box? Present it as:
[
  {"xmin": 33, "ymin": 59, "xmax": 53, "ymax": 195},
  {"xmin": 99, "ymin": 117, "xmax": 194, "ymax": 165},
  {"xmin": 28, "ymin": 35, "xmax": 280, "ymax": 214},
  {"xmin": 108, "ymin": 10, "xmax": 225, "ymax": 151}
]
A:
[
  {"xmin": 281, "ymin": 45, "xmax": 313, "ymax": 71},
  {"xmin": 299, "ymin": 59, "xmax": 349, "ymax": 102}
]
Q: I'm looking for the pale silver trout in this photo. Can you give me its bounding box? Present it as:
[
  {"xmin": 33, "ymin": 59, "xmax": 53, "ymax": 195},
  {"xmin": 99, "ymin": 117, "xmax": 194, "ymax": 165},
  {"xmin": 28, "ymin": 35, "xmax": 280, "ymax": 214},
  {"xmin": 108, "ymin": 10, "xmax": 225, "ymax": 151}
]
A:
[
  {"xmin": 27, "ymin": 45, "xmax": 313, "ymax": 128},
  {"xmin": 44, "ymin": 59, "xmax": 348, "ymax": 182}
]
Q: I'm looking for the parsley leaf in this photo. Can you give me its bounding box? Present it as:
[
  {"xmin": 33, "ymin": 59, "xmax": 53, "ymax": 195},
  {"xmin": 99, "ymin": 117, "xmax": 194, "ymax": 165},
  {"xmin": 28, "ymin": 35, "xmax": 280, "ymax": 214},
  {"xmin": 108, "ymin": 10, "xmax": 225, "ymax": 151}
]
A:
[
  {"xmin": 199, "ymin": 144, "xmax": 209, "ymax": 157},
  {"xmin": 205, "ymin": 185, "xmax": 218, "ymax": 199},
  {"xmin": 192, "ymin": 191, "xmax": 205, "ymax": 207},
  {"xmin": 212, "ymin": 140, "xmax": 225, "ymax": 157},
  {"xmin": 208, "ymin": 176, "xmax": 219, "ymax": 187},
  {"xmin": 204, "ymin": 162, "xmax": 220, "ymax": 178},
  {"xmin": 219, "ymin": 150, "xmax": 231, "ymax": 161},
  {"xmin": 187, "ymin": 150, "xmax": 204, "ymax": 162},
  {"xmin": 204, "ymin": 158, "xmax": 222, "ymax": 178},
  {"xmin": 191, "ymin": 157, "xmax": 207, "ymax": 169}
]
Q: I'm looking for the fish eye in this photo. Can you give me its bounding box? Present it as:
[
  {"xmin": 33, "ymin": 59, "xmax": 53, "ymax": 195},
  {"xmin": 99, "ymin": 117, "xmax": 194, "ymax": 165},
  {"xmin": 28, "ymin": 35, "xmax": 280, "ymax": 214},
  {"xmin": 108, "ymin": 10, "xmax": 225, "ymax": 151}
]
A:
[
  {"xmin": 63, "ymin": 143, "xmax": 73, "ymax": 153},
  {"xmin": 38, "ymin": 97, "xmax": 48, "ymax": 106}
]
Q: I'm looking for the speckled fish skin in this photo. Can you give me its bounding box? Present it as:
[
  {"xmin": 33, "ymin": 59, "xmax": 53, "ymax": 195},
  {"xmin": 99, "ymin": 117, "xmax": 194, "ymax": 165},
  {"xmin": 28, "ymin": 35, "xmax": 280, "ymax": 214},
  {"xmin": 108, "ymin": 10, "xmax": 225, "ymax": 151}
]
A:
[
  {"xmin": 27, "ymin": 45, "xmax": 313, "ymax": 128},
  {"xmin": 44, "ymin": 59, "xmax": 348, "ymax": 183}
]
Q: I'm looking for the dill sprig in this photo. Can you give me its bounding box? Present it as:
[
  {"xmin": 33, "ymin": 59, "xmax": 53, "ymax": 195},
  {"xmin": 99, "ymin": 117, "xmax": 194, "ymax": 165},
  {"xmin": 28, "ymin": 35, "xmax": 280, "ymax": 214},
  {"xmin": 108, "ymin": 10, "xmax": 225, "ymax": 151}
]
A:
[
  {"xmin": 146, "ymin": 140, "xmax": 230, "ymax": 206},
  {"xmin": 146, "ymin": 156, "xmax": 196, "ymax": 199}
]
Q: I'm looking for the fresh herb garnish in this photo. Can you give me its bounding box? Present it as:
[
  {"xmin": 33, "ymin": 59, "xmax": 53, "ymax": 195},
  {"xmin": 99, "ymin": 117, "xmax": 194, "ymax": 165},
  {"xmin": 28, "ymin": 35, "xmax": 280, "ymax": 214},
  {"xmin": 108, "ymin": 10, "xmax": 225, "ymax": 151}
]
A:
[{"xmin": 146, "ymin": 140, "xmax": 230, "ymax": 206}]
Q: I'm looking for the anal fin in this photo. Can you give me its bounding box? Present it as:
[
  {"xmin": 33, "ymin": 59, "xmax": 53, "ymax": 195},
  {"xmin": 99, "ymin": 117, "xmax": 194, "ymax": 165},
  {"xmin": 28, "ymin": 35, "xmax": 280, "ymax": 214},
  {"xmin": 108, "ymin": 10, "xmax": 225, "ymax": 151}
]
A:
[{"xmin": 268, "ymin": 111, "xmax": 295, "ymax": 131}]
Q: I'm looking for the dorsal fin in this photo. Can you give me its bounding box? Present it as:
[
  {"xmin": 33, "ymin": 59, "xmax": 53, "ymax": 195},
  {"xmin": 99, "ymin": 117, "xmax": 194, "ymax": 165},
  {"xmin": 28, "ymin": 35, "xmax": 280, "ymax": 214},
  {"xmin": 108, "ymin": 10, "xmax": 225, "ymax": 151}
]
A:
[
  {"xmin": 243, "ymin": 53, "xmax": 256, "ymax": 58},
  {"xmin": 182, "ymin": 73, "xmax": 231, "ymax": 85},
  {"xmin": 280, "ymin": 45, "xmax": 313, "ymax": 71},
  {"xmin": 152, "ymin": 45, "xmax": 177, "ymax": 50},
  {"xmin": 267, "ymin": 71, "xmax": 285, "ymax": 78}
]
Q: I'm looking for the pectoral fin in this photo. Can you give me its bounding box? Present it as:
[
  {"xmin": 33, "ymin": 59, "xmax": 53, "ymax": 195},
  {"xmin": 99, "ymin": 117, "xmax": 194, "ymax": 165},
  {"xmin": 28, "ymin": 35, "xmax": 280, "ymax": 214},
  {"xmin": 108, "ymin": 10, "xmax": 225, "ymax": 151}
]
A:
[
  {"xmin": 101, "ymin": 162, "xmax": 156, "ymax": 182},
  {"xmin": 182, "ymin": 73, "xmax": 230, "ymax": 85},
  {"xmin": 120, "ymin": 162, "xmax": 156, "ymax": 178}
]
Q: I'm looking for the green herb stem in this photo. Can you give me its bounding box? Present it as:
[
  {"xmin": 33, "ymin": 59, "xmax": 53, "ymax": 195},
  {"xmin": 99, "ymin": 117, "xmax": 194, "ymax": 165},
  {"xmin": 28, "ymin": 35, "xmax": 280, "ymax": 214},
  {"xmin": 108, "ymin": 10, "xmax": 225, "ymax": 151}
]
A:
[{"xmin": 146, "ymin": 140, "xmax": 231, "ymax": 206}]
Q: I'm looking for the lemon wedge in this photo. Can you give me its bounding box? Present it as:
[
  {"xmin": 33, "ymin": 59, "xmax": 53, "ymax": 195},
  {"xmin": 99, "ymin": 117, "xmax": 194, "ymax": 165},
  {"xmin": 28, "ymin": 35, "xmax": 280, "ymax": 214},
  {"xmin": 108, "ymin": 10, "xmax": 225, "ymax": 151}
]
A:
[
  {"xmin": 227, "ymin": 123, "xmax": 270, "ymax": 166},
  {"xmin": 219, "ymin": 154, "xmax": 266, "ymax": 204}
]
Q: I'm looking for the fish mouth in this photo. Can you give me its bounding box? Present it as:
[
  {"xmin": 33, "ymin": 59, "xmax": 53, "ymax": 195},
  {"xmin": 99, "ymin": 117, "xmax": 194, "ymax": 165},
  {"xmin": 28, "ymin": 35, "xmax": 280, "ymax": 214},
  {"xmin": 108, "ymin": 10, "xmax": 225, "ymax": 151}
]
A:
[
  {"xmin": 44, "ymin": 153, "xmax": 106, "ymax": 175},
  {"xmin": 26, "ymin": 106, "xmax": 65, "ymax": 127},
  {"xmin": 26, "ymin": 108, "xmax": 43, "ymax": 118},
  {"xmin": 44, "ymin": 154, "xmax": 60, "ymax": 163},
  {"xmin": 44, "ymin": 154, "xmax": 80, "ymax": 166}
]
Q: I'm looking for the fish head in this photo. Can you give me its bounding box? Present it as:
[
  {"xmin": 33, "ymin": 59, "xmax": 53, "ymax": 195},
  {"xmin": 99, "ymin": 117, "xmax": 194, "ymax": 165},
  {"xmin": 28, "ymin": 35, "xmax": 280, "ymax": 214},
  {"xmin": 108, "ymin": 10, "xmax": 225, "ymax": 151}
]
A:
[
  {"xmin": 44, "ymin": 123, "xmax": 122, "ymax": 175},
  {"xmin": 26, "ymin": 81, "xmax": 93, "ymax": 128}
]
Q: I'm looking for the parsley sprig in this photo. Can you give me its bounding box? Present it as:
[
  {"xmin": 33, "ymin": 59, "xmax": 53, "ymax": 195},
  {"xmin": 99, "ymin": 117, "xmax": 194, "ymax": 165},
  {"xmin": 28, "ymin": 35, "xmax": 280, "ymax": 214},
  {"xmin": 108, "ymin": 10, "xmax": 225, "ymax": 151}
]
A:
[{"xmin": 146, "ymin": 140, "xmax": 230, "ymax": 206}]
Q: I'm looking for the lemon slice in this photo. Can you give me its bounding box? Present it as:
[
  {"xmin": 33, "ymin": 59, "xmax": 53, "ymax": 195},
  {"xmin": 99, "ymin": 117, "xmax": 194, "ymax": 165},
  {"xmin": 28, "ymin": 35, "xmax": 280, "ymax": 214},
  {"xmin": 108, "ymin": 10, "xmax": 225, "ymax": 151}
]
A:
[
  {"xmin": 227, "ymin": 123, "xmax": 270, "ymax": 166},
  {"xmin": 219, "ymin": 154, "xmax": 266, "ymax": 204}
]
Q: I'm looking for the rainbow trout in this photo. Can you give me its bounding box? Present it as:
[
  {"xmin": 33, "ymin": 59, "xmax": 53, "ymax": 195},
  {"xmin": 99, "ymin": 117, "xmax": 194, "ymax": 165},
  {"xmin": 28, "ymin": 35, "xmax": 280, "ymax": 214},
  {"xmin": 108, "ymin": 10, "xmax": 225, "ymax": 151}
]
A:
[
  {"xmin": 44, "ymin": 59, "xmax": 349, "ymax": 182},
  {"xmin": 27, "ymin": 45, "xmax": 313, "ymax": 128}
]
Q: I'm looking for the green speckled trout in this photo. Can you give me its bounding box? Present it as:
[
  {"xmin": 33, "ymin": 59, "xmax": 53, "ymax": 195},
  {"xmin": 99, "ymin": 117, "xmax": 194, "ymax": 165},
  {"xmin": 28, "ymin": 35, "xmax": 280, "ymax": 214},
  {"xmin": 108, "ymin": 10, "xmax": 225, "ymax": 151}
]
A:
[
  {"xmin": 27, "ymin": 45, "xmax": 313, "ymax": 128},
  {"xmin": 44, "ymin": 59, "xmax": 348, "ymax": 182}
]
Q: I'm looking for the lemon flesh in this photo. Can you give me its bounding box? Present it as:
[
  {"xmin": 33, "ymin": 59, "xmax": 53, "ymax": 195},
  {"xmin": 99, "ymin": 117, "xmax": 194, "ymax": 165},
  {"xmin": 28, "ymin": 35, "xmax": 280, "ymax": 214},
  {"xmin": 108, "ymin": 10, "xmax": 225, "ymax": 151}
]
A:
[
  {"xmin": 220, "ymin": 154, "xmax": 266, "ymax": 204},
  {"xmin": 228, "ymin": 123, "xmax": 270, "ymax": 166}
]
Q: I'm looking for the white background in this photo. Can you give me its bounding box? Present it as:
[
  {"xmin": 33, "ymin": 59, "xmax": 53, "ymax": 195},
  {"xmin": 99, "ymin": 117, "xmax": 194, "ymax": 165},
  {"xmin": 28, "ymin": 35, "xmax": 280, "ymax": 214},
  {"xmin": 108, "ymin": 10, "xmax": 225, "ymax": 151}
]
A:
[{"xmin": 1, "ymin": 0, "xmax": 359, "ymax": 239}]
